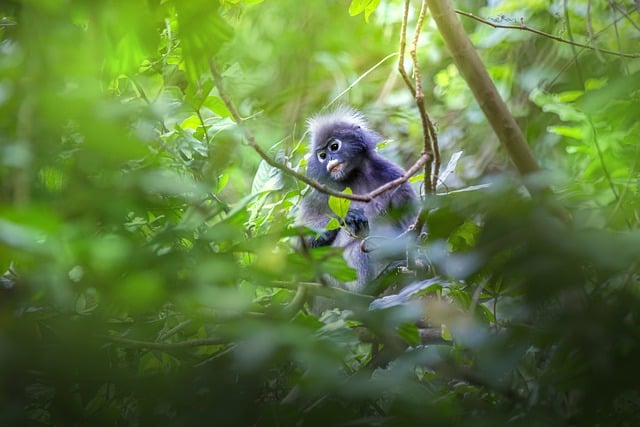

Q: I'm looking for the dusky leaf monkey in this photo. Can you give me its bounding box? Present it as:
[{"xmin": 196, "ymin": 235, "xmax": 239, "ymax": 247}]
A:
[{"xmin": 297, "ymin": 107, "xmax": 418, "ymax": 303}]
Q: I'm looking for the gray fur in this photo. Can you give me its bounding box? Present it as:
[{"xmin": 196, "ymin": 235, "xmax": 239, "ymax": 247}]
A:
[{"xmin": 297, "ymin": 107, "xmax": 418, "ymax": 301}]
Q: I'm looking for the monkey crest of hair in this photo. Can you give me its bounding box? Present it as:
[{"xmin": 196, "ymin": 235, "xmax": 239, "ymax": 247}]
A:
[
  {"xmin": 307, "ymin": 106, "xmax": 369, "ymax": 137},
  {"xmin": 305, "ymin": 106, "xmax": 385, "ymax": 186}
]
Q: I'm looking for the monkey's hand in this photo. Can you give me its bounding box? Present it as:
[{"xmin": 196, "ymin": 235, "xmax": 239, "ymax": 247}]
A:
[
  {"xmin": 310, "ymin": 228, "xmax": 339, "ymax": 248},
  {"xmin": 309, "ymin": 209, "xmax": 369, "ymax": 248},
  {"xmin": 343, "ymin": 208, "xmax": 369, "ymax": 239}
]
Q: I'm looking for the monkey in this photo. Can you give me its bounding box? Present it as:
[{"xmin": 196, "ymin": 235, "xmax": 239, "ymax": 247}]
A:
[{"xmin": 296, "ymin": 106, "xmax": 418, "ymax": 302}]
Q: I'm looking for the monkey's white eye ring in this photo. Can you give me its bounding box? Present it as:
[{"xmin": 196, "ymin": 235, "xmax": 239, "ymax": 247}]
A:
[
  {"xmin": 317, "ymin": 150, "xmax": 327, "ymax": 162},
  {"xmin": 328, "ymin": 139, "xmax": 342, "ymax": 152}
]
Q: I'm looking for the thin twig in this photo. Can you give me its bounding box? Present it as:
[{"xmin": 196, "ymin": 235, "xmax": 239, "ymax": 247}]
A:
[
  {"xmin": 328, "ymin": 52, "xmax": 399, "ymax": 107},
  {"xmin": 610, "ymin": 2, "xmax": 640, "ymax": 32},
  {"xmin": 410, "ymin": 0, "xmax": 428, "ymax": 100},
  {"xmin": 411, "ymin": 0, "xmax": 434, "ymax": 195},
  {"xmin": 455, "ymin": 9, "xmax": 640, "ymax": 59},
  {"xmin": 397, "ymin": 1, "xmax": 441, "ymax": 195},
  {"xmin": 398, "ymin": 0, "xmax": 416, "ymax": 97},
  {"xmin": 412, "ymin": 0, "xmax": 441, "ymax": 194},
  {"xmin": 210, "ymin": 59, "xmax": 427, "ymax": 202},
  {"xmin": 157, "ymin": 319, "xmax": 193, "ymax": 342},
  {"xmin": 608, "ymin": 0, "xmax": 632, "ymax": 75},
  {"xmin": 586, "ymin": 0, "xmax": 605, "ymax": 62},
  {"xmin": 563, "ymin": 0, "xmax": 620, "ymax": 206},
  {"xmin": 196, "ymin": 109, "xmax": 211, "ymax": 146}
]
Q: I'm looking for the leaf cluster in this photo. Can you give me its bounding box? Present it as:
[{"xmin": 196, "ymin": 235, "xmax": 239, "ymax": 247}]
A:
[{"xmin": 1, "ymin": 0, "xmax": 639, "ymax": 425}]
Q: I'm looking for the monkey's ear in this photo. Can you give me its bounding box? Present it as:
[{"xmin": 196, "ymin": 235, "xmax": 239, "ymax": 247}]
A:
[{"xmin": 304, "ymin": 152, "xmax": 313, "ymax": 161}]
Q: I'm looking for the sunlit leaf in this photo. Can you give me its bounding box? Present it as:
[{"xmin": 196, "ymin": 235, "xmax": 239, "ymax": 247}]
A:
[
  {"xmin": 203, "ymin": 95, "xmax": 233, "ymax": 118},
  {"xmin": 548, "ymin": 125, "xmax": 583, "ymax": 140},
  {"xmin": 328, "ymin": 187, "xmax": 352, "ymax": 218},
  {"xmin": 326, "ymin": 217, "xmax": 341, "ymax": 230},
  {"xmin": 251, "ymin": 159, "xmax": 284, "ymax": 194},
  {"xmin": 348, "ymin": 0, "xmax": 380, "ymax": 22}
]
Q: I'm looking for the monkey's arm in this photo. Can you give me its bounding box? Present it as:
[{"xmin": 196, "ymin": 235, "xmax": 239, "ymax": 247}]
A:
[
  {"xmin": 310, "ymin": 228, "xmax": 339, "ymax": 248},
  {"xmin": 388, "ymin": 183, "xmax": 419, "ymax": 231},
  {"xmin": 309, "ymin": 209, "xmax": 369, "ymax": 247}
]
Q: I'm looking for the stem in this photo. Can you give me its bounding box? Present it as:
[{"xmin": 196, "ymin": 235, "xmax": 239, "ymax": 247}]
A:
[
  {"xmin": 210, "ymin": 59, "xmax": 426, "ymax": 202},
  {"xmin": 427, "ymin": 0, "xmax": 541, "ymax": 179}
]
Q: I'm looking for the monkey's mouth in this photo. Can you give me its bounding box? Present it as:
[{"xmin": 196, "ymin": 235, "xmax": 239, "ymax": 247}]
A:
[{"xmin": 326, "ymin": 160, "xmax": 346, "ymax": 179}]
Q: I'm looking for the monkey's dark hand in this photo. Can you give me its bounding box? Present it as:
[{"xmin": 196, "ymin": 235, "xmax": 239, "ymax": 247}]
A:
[
  {"xmin": 343, "ymin": 208, "xmax": 369, "ymax": 238},
  {"xmin": 309, "ymin": 209, "xmax": 369, "ymax": 248},
  {"xmin": 310, "ymin": 228, "xmax": 339, "ymax": 248}
]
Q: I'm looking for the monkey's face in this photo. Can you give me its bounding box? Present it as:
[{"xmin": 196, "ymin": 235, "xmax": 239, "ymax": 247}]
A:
[
  {"xmin": 310, "ymin": 132, "xmax": 367, "ymax": 184},
  {"xmin": 316, "ymin": 138, "xmax": 348, "ymax": 181},
  {"xmin": 306, "ymin": 111, "xmax": 379, "ymax": 186}
]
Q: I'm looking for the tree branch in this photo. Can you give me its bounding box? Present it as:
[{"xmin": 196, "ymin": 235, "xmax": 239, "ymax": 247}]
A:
[
  {"xmin": 398, "ymin": 0, "xmax": 441, "ymax": 195},
  {"xmin": 398, "ymin": 0, "xmax": 416, "ymax": 97},
  {"xmin": 455, "ymin": 9, "xmax": 640, "ymax": 59},
  {"xmin": 427, "ymin": 0, "xmax": 541, "ymax": 179},
  {"xmin": 412, "ymin": 0, "xmax": 441, "ymax": 194},
  {"xmin": 355, "ymin": 325, "xmax": 448, "ymax": 346},
  {"xmin": 209, "ymin": 59, "xmax": 427, "ymax": 203}
]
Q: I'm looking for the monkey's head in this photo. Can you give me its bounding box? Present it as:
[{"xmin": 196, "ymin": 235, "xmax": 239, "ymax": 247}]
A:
[{"xmin": 306, "ymin": 106, "xmax": 381, "ymax": 185}]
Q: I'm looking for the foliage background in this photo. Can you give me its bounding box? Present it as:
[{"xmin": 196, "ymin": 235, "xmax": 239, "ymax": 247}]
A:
[{"xmin": 1, "ymin": 0, "xmax": 639, "ymax": 425}]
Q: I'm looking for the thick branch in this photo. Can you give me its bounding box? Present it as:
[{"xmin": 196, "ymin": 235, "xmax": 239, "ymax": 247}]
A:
[
  {"xmin": 355, "ymin": 325, "xmax": 448, "ymax": 346},
  {"xmin": 209, "ymin": 59, "xmax": 426, "ymax": 202},
  {"xmin": 427, "ymin": 0, "xmax": 541, "ymax": 178}
]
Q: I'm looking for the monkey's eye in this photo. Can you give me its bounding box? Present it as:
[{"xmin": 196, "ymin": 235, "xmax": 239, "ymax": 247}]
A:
[
  {"xmin": 316, "ymin": 151, "xmax": 327, "ymax": 162},
  {"xmin": 328, "ymin": 139, "xmax": 342, "ymax": 152}
]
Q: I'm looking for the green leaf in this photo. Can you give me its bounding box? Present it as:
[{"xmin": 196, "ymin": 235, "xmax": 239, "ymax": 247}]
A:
[
  {"xmin": 306, "ymin": 246, "xmax": 357, "ymax": 282},
  {"xmin": 326, "ymin": 217, "xmax": 341, "ymax": 231},
  {"xmin": 557, "ymin": 90, "xmax": 583, "ymax": 103},
  {"xmin": 203, "ymin": 95, "xmax": 233, "ymax": 118},
  {"xmin": 410, "ymin": 173, "xmax": 425, "ymax": 183},
  {"xmin": 251, "ymin": 159, "xmax": 284, "ymax": 194},
  {"xmin": 441, "ymin": 324, "xmax": 453, "ymax": 341},
  {"xmin": 548, "ymin": 125, "xmax": 583, "ymax": 140},
  {"xmin": 174, "ymin": 1, "xmax": 233, "ymax": 82},
  {"xmin": 541, "ymin": 100, "xmax": 586, "ymax": 122},
  {"xmin": 328, "ymin": 187, "xmax": 352, "ymax": 218},
  {"xmin": 322, "ymin": 255, "xmax": 357, "ymax": 282},
  {"xmin": 348, "ymin": 0, "xmax": 380, "ymax": 22}
]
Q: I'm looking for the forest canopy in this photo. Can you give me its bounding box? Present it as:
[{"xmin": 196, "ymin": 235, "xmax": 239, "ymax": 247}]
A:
[{"xmin": 1, "ymin": 0, "xmax": 640, "ymax": 425}]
